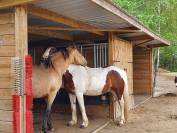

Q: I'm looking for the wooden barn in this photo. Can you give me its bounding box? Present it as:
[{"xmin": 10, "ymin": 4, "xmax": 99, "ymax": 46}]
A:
[{"xmin": 0, "ymin": 0, "xmax": 170, "ymax": 133}]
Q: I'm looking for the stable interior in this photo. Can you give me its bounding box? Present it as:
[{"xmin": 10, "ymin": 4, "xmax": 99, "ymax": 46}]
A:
[{"xmin": 28, "ymin": 16, "xmax": 152, "ymax": 132}]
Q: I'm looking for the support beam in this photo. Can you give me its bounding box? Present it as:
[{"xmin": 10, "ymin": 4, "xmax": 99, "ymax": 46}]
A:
[
  {"xmin": 0, "ymin": 0, "xmax": 37, "ymax": 9},
  {"xmin": 28, "ymin": 27, "xmax": 73, "ymax": 41},
  {"xmin": 15, "ymin": 5, "xmax": 28, "ymax": 133},
  {"xmin": 27, "ymin": 5, "xmax": 104, "ymax": 36},
  {"xmin": 147, "ymin": 43, "xmax": 167, "ymax": 48},
  {"xmin": 29, "ymin": 26, "xmax": 142, "ymax": 33},
  {"xmin": 134, "ymin": 39, "xmax": 153, "ymax": 48},
  {"xmin": 123, "ymin": 35, "xmax": 153, "ymax": 41}
]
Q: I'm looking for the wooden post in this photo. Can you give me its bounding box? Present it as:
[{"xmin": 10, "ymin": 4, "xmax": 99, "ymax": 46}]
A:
[
  {"xmin": 15, "ymin": 5, "xmax": 28, "ymax": 133},
  {"xmin": 108, "ymin": 32, "xmax": 115, "ymax": 120}
]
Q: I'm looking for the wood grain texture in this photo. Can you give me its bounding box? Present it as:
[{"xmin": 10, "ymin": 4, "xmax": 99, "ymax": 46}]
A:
[
  {"xmin": 0, "ymin": 88, "xmax": 12, "ymax": 99},
  {"xmin": 0, "ymin": 24, "xmax": 15, "ymax": 35},
  {"xmin": 0, "ymin": 110, "xmax": 13, "ymax": 121},
  {"xmin": 133, "ymin": 47, "xmax": 152, "ymax": 94},
  {"xmin": 0, "ymin": 46, "xmax": 15, "ymax": 56},
  {"xmin": 0, "ymin": 13, "xmax": 14, "ymax": 24},
  {"xmin": 0, "ymin": 78, "xmax": 11, "ymax": 89},
  {"xmin": 0, "ymin": 57, "xmax": 11, "ymax": 67},
  {"xmin": 0, "ymin": 99, "xmax": 12, "ymax": 110},
  {"xmin": 0, "ymin": 35, "xmax": 15, "ymax": 46},
  {"xmin": 0, "ymin": 121, "xmax": 12, "ymax": 133}
]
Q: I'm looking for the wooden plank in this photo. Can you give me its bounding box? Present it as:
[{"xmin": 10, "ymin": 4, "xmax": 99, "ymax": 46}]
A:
[
  {"xmin": 30, "ymin": 26, "xmax": 142, "ymax": 33},
  {"xmin": 27, "ymin": 4, "xmax": 104, "ymax": 36},
  {"xmin": 108, "ymin": 32, "xmax": 114, "ymax": 65},
  {"xmin": 0, "ymin": 24, "xmax": 15, "ymax": 35},
  {"xmin": 0, "ymin": 99, "xmax": 12, "ymax": 110},
  {"xmin": 0, "ymin": 121, "xmax": 12, "ymax": 133},
  {"xmin": 0, "ymin": 68, "xmax": 11, "ymax": 78},
  {"xmin": 0, "ymin": 46, "xmax": 15, "ymax": 56},
  {"xmin": 0, "ymin": 78, "xmax": 11, "ymax": 89},
  {"xmin": 124, "ymin": 35, "xmax": 152, "ymax": 41},
  {"xmin": 0, "ymin": 0, "xmax": 37, "ymax": 9},
  {"xmin": 28, "ymin": 27, "xmax": 73, "ymax": 41},
  {"xmin": 0, "ymin": 110, "xmax": 13, "ymax": 121},
  {"xmin": 0, "ymin": 13, "xmax": 14, "ymax": 24},
  {"xmin": 0, "ymin": 89, "xmax": 12, "ymax": 99},
  {"xmin": 0, "ymin": 57, "xmax": 11, "ymax": 67},
  {"xmin": 0, "ymin": 35, "xmax": 15, "ymax": 46}
]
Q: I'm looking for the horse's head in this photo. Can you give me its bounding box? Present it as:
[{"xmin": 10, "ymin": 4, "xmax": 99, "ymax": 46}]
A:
[
  {"xmin": 42, "ymin": 47, "xmax": 58, "ymax": 59},
  {"xmin": 41, "ymin": 47, "xmax": 57, "ymax": 67},
  {"xmin": 67, "ymin": 45, "xmax": 87, "ymax": 66}
]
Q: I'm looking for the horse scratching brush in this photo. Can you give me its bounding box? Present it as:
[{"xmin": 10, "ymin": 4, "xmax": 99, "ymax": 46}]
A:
[
  {"xmin": 11, "ymin": 57, "xmax": 23, "ymax": 133},
  {"xmin": 25, "ymin": 55, "xmax": 33, "ymax": 133}
]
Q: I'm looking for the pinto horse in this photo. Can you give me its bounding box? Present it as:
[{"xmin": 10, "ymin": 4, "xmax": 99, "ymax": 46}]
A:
[
  {"xmin": 33, "ymin": 46, "xmax": 87, "ymax": 133},
  {"xmin": 62, "ymin": 64, "xmax": 129, "ymax": 128}
]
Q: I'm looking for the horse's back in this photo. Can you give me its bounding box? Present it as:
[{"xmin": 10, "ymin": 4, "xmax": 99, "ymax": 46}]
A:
[{"xmin": 32, "ymin": 65, "xmax": 61, "ymax": 98}]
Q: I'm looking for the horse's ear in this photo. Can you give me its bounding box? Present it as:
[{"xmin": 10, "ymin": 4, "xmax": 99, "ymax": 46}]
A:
[
  {"xmin": 67, "ymin": 45, "xmax": 77, "ymax": 52},
  {"xmin": 49, "ymin": 47, "xmax": 57, "ymax": 56}
]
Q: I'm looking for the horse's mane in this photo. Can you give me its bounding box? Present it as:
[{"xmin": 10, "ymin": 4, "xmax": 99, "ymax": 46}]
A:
[
  {"xmin": 41, "ymin": 48, "xmax": 69, "ymax": 69},
  {"xmin": 60, "ymin": 48, "xmax": 69, "ymax": 60}
]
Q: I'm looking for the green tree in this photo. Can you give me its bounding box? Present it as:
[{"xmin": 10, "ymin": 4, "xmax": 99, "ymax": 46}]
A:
[{"xmin": 113, "ymin": 0, "xmax": 177, "ymax": 71}]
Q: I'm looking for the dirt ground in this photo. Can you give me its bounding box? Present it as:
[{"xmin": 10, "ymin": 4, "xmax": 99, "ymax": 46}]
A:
[
  {"xmin": 34, "ymin": 71, "xmax": 177, "ymax": 133},
  {"xmin": 100, "ymin": 71, "xmax": 177, "ymax": 133}
]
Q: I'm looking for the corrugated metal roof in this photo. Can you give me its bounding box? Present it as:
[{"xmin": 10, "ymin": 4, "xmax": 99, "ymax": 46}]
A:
[
  {"xmin": 34, "ymin": 0, "xmax": 130, "ymax": 29},
  {"xmin": 29, "ymin": 0, "xmax": 170, "ymax": 47}
]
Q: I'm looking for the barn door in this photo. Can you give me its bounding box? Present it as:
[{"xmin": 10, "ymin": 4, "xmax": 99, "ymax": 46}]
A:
[{"xmin": 109, "ymin": 33, "xmax": 133, "ymax": 121}]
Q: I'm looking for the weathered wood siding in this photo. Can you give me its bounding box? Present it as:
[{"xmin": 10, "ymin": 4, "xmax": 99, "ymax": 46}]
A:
[
  {"xmin": 109, "ymin": 33, "xmax": 133, "ymax": 119},
  {"xmin": 133, "ymin": 47, "xmax": 152, "ymax": 94},
  {"xmin": 0, "ymin": 13, "xmax": 15, "ymax": 133}
]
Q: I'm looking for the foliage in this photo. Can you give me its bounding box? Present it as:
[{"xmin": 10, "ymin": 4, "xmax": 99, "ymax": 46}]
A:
[{"xmin": 113, "ymin": 0, "xmax": 177, "ymax": 71}]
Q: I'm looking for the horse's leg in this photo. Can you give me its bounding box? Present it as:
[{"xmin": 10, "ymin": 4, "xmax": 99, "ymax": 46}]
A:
[
  {"xmin": 42, "ymin": 91, "xmax": 57, "ymax": 133},
  {"xmin": 76, "ymin": 92, "xmax": 88, "ymax": 128},
  {"xmin": 119, "ymin": 96, "xmax": 125, "ymax": 126},
  {"xmin": 67, "ymin": 94, "xmax": 77, "ymax": 126},
  {"xmin": 42, "ymin": 102, "xmax": 52, "ymax": 133},
  {"xmin": 47, "ymin": 108, "xmax": 54, "ymax": 131}
]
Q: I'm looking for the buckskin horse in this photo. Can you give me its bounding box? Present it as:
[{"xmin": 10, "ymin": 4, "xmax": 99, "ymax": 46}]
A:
[
  {"xmin": 33, "ymin": 46, "xmax": 87, "ymax": 133},
  {"xmin": 62, "ymin": 64, "xmax": 129, "ymax": 128}
]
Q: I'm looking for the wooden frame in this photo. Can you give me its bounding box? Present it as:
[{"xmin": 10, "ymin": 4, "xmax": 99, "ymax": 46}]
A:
[
  {"xmin": 15, "ymin": 5, "xmax": 28, "ymax": 133},
  {"xmin": 0, "ymin": 0, "xmax": 37, "ymax": 9},
  {"xmin": 29, "ymin": 26, "xmax": 73, "ymax": 41},
  {"xmin": 29, "ymin": 26, "xmax": 142, "ymax": 33}
]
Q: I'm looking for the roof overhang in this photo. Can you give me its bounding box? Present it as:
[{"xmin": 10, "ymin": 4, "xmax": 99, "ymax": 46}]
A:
[{"xmin": 0, "ymin": 0, "xmax": 170, "ymax": 47}]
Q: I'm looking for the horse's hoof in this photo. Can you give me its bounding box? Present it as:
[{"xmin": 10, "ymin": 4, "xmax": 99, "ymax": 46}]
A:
[
  {"xmin": 117, "ymin": 121, "xmax": 124, "ymax": 127},
  {"xmin": 67, "ymin": 122, "xmax": 71, "ymax": 127},
  {"xmin": 43, "ymin": 130, "xmax": 49, "ymax": 133},
  {"xmin": 67, "ymin": 120, "xmax": 77, "ymax": 127},
  {"xmin": 67, "ymin": 122, "xmax": 74, "ymax": 127},
  {"xmin": 79, "ymin": 125, "xmax": 85, "ymax": 128},
  {"xmin": 48, "ymin": 127, "xmax": 54, "ymax": 131},
  {"xmin": 79, "ymin": 124, "xmax": 87, "ymax": 128}
]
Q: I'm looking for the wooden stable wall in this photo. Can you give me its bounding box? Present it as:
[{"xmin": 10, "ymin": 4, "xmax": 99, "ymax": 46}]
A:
[
  {"xmin": 109, "ymin": 33, "xmax": 133, "ymax": 120},
  {"xmin": 0, "ymin": 7, "xmax": 28, "ymax": 133},
  {"xmin": 0, "ymin": 13, "xmax": 15, "ymax": 133},
  {"xmin": 133, "ymin": 47, "xmax": 152, "ymax": 94}
]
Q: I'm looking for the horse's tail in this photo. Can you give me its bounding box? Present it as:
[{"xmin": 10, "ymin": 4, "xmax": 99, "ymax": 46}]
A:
[{"xmin": 123, "ymin": 73, "xmax": 129, "ymax": 122}]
